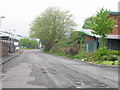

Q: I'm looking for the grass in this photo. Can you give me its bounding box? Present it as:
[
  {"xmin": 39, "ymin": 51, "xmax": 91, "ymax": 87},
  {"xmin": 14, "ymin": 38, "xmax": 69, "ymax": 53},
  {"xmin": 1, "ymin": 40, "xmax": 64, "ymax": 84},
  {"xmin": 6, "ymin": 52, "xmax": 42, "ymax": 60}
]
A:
[
  {"xmin": 46, "ymin": 49, "xmax": 120, "ymax": 66},
  {"xmin": 94, "ymin": 60, "xmax": 119, "ymax": 65},
  {"xmin": 21, "ymin": 48, "xmax": 35, "ymax": 50}
]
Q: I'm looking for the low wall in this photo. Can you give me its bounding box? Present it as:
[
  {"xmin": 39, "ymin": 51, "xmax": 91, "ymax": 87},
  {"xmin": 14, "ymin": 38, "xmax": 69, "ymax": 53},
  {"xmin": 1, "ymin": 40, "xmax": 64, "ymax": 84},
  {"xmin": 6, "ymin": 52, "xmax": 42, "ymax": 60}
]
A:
[{"xmin": 0, "ymin": 42, "xmax": 8, "ymax": 56}]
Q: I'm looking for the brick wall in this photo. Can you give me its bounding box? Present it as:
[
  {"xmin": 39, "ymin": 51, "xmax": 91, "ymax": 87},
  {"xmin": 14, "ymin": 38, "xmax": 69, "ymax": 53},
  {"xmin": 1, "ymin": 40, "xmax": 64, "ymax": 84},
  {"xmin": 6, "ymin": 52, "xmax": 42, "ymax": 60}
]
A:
[
  {"xmin": 109, "ymin": 14, "xmax": 120, "ymax": 35},
  {"xmin": 0, "ymin": 42, "xmax": 2, "ymax": 57},
  {"xmin": 0, "ymin": 41, "xmax": 8, "ymax": 56},
  {"xmin": 86, "ymin": 35, "xmax": 94, "ymax": 41},
  {"xmin": 8, "ymin": 43, "xmax": 15, "ymax": 53}
]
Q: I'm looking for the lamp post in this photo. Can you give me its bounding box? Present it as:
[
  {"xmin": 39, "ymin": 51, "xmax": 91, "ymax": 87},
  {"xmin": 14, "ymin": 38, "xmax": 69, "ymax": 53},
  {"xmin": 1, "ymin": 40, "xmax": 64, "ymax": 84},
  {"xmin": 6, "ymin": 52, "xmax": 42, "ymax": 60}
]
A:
[
  {"xmin": 0, "ymin": 16, "xmax": 5, "ymax": 31},
  {"xmin": 12, "ymin": 30, "xmax": 15, "ymax": 44},
  {"xmin": 0, "ymin": 16, "xmax": 5, "ymax": 57},
  {"xmin": 8, "ymin": 29, "xmax": 16, "ymax": 53},
  {"xmin": 11, "ymin": 30, "xmax": 15, "ymax": 52}
]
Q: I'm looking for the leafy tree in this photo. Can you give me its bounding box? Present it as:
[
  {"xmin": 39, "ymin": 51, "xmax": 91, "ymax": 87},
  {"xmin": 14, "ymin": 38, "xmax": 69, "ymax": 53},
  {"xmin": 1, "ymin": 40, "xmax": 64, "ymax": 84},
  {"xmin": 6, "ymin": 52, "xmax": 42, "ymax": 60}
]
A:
[
  {"xmin": 29, "ymin": 7, "xmax": 76, "ymax": 51},
  {"xmin": 29, "ymin": 40, "xmax": 39, "ymax": 48},
  {"xmin": 82, "ymin": 16, "xmax": 95, "ymax": 29},
  {"xmin": 19, "ymin": 38, "xmax": 38, "ymax": 48},
  {"xmin": 70, "ymin": 31, "xmax": 85, "ymax": 44},
  {"xmin": 70, "ymin": 31, "xmax": 86, "ymax": 50},
  {"xmin": 19, "ymin": 38, "xmax": 30, "ymax": 48},
  {"xmin": 91, "ymin": 9, "xmax": 115, "ymax": 47}
]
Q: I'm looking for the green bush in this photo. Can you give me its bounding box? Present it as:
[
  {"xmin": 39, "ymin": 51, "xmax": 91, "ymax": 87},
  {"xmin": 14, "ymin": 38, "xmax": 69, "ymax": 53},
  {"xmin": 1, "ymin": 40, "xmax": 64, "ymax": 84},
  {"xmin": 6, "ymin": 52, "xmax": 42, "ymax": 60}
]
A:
[
  {"xmin": 73, "ymin": 55, "xmax": 81, "ymax": 59},
  {"xmin": 95, "ymin": 46, "xmax": 119, "ymax": 61},
  {"xmin": 107, "ymin": 55, "xmax": 118, "ymax": 61},
  {"xmin": 100, "ymin": 54, "xmax": 118, "ymax": 61},
  {"xmin": 107, "ymin": 50, "xmax": 120, "ymax": 55},
  {"xmin": 95, "ymin": 61, "xmax": 118, "ymax": 65},
  {"xmin": 95, "ymin": 46, "xmax": 108, "ymax": 58},
  {"xmin": 50, "ymin": 39, "xmax": 80, "ymax": 55},
  {"xmin": 64, "ymin": 46, "xmax": 79, "ymax": 55}
]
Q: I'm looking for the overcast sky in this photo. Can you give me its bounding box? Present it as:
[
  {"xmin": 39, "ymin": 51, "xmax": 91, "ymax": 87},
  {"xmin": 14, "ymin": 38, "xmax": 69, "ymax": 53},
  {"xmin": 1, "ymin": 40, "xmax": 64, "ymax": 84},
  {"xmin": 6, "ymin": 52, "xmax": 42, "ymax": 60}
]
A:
[{"xmin": 0, "ymin": 0, "xmax": 119, "ymax": 37}]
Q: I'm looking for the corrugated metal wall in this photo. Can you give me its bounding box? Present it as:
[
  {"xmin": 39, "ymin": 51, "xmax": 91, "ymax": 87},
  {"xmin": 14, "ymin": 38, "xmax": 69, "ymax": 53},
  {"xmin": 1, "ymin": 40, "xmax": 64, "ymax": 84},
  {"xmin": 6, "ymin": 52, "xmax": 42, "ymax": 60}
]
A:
[
  {"xmin": 86, "ymin": 40, "xmax": 94, "ymax": 52},
  {"xmin": 107, "ymin": 39, "xmax": 120, "ymax": 51}
]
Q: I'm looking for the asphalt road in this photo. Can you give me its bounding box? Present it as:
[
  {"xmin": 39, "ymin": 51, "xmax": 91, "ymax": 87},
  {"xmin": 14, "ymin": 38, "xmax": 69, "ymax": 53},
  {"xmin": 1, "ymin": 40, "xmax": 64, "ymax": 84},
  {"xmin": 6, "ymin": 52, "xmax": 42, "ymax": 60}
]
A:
[{"xmin": 2, "ymin": 49, "xmax": 119, "ymax": 88}]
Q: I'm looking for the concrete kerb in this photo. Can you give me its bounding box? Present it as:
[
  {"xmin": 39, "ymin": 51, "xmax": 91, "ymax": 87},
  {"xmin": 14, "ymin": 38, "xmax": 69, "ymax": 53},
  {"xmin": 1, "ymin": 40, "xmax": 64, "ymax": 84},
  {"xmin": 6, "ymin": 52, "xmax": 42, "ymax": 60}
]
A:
[
  {"xmin": 64, "ymin": 55, "xmax": 120, "ymax": 68},
  {"xmin": 0, "ymin": 50, "xmax": 23, "ymax": 64},
  {"xmin": 45, "ymin": 52, "xmax": 120, "ymax": 68},
  {"xmin": 1, "ymin": 55, "xmax": 19, "ymax": 64},
  {"xmin": 78, "ymin": 60, "xmax": 120, "ymax": 68}
]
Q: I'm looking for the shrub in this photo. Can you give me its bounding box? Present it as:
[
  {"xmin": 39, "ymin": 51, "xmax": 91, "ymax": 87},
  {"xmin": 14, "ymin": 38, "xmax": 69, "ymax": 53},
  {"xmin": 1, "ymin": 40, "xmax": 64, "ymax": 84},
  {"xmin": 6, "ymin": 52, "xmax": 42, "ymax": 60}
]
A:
[
  {"xmin": 95, "ymin": 46, "xmax": 119, "ymax": 61},
  {"xmin": 95, "ymin": 46, "xmax": 108, "ymax": 58},
  {"xmin": 74, "ymin": 55, "xmax": 81, "ymax": 59},
  {"xmin": 107, "ymin": 55, "xmax": 118, "ymax": 61},
  {"xmin": 107, "ymin": 50, "xmax": 120, "ymax": 55},
  {"xmin": 64, "ymin": 46, "xmax": 79, "ymax": 55},
  {"xmin": 95, "ymin": 61, "xmax": 116, "ymax": 65},
  {"xmin": 100, "ymin": 54, "xmax": 118, "ymax": 61}
]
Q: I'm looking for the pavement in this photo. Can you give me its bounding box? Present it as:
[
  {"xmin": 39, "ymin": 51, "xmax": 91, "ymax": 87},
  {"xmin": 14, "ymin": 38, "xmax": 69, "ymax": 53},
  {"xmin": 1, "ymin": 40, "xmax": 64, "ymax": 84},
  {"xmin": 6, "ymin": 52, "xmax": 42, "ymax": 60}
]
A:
[
  {"xmin": 0, "ymin": 50, "xmax": 23, "ymax": 64},
  {"xmin": 1, "ymin": 49, "xmax": 119, "ymax": 89},
  {"xmin": 0, "ymin": 50, "xmax": 23, "ymax": 89}
]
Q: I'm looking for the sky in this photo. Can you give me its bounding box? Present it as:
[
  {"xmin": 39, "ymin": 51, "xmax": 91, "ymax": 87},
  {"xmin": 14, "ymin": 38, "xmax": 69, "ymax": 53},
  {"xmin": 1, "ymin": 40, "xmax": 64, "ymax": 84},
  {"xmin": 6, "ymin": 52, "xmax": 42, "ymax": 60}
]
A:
[{"xmin": 0, "ymin": 0, "xmax": 119, "ymax": 37}]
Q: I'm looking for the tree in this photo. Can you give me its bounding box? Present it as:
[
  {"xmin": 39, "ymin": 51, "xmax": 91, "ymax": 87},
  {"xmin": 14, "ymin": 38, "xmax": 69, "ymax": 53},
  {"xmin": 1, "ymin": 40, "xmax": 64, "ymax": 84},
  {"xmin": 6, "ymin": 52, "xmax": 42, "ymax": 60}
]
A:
[
  {"xmin": 70, "ymin": 31, "xmax": 85, "ymax": 44},
  {"xmin": 83, "ymin": 9, "xmax": 115, "ymax": 47},
  {"xmin": 29, "ymin": 40, "xmax": 39, "ymax": 48},
  {"xmin": 82, "ymin": 16, "xmax": 95, "ymax": 29},
  {"xmin": 19, "ymin": 38, "xmax": 38, "ymax": 48},
  {"xmin": 91, "ymin": 9, "xmax": 115, "ymax": 47},
  {"xmin": 29, "ymin": 7, "xmax": 76, "ymax": 51},
  {"xmin": 69, "ymin": 31, "xmax": 86, "ymax": 50},
  {"xmin": 19, "ymin": 38, "xmax": 30, "ymax": 48}
]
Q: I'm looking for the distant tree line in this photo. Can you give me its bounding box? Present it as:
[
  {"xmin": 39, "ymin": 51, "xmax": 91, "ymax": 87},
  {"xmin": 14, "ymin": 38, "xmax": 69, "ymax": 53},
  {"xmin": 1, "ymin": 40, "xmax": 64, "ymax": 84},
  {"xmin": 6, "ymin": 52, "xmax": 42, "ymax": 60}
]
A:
[{"xmin": 19, "ymin": 38, "xmax": 39, "ymax": 49}]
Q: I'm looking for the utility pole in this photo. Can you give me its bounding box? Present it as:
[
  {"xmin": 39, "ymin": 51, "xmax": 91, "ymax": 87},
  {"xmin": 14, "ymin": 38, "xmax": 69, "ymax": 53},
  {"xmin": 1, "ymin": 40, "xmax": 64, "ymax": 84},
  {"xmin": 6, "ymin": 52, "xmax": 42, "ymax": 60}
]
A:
[
  {"xmin": 11, "ymin": 30, "xmax": 15, "ymax": 52},
  {"xmin": 0, "ymin": 16, "xmax": 5, "ymax": 31},
  {"xmin": 0, "ymin": 16, "xmax": 5, "ymax": 57}
]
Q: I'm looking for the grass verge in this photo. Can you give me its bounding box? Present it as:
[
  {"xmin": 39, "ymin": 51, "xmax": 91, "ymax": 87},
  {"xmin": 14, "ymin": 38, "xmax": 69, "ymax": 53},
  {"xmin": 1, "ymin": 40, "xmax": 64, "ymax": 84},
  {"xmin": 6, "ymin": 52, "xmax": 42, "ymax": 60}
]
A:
[{"xmin": 46, "ymin": 50, "xmax": 120, "ymax": 65}]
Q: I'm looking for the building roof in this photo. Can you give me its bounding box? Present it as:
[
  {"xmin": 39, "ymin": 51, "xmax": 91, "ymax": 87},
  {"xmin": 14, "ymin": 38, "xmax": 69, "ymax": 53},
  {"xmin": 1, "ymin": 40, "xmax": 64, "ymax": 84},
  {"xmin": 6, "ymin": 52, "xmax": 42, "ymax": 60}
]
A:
[
  {"xmin": 107, "ymin": 35, "xmax": 120, "ymax": 39},
  {"xmin": 0, "ymin": 36, "xmax": 19, "ymax": 41},
  {"xmin": 0, "ymin": 36, "xmax": 9, "ymax": 40},
  {"xmin": 109, "ymin": 11, "xmax": 120, "ymax": 15},
  {"xmin": 0, "ymin": 31, "xmax": 23, "ymax": 40},
  {"xmin": 81, "ymin": 29, "xmax": 120, "ymax": 40}
]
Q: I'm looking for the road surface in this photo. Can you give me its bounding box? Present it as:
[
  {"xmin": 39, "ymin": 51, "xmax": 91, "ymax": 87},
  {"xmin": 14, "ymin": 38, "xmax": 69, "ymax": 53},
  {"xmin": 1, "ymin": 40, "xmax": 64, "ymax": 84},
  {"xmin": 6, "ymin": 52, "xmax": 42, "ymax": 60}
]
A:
[{"xmin": 2, "ymin": 49, "xmax": 119, "ymax": 88}]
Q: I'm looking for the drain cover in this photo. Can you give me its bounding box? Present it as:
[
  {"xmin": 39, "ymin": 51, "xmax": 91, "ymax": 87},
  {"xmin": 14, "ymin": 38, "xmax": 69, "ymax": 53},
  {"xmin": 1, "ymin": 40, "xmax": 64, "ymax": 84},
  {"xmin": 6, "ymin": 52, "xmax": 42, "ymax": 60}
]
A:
[
  {"xmin": 76, "ymin": 81, "xmax": 81, "ymax": 85},
  {"xmin": 68, "ymin": 85, "xmax": 76, "ymax": 88},
  {"xmin": 100, "ymin": 84, "xmax": 106, "ymax": 87},
  {"xmin": 43, "ymin": 71, "xmax": 47, "ymax": 73}
]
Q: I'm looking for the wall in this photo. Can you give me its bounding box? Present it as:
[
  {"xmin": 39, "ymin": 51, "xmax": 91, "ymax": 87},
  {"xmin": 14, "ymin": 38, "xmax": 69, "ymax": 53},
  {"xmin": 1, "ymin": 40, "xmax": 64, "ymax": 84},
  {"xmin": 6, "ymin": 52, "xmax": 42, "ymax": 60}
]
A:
[
  {"xmin": 8, "ymin": 43, "xmax": 15, "ymax": 53},
  {"xmin": 0, "ymin": 42, "xmax": 8, "ymax": 56},
  {"xmin": 86, "ymin": 35, "xmax": 94, "ymax": 41},
  {"xmin": 109, "ymin": 14, "xmax": 120, "ymax": 35},
  {"xmin": 107, "ymin": 39, "xmax": 120, "ymax": 51},
  {"xmin": 0, "ymin": 42, "xmax": 2, "ymax": 57},
  {"xmin": 86, "ymin": 35, "xmax": 96, "ymax": 52},
  {"xmin": 85, "ymin": 13, "xmax": 120, "ymax": 52}
]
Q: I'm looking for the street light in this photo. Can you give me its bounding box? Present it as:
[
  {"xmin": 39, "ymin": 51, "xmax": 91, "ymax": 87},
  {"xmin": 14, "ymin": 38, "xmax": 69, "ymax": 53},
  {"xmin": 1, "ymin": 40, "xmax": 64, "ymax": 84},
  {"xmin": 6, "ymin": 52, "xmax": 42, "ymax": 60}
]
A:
[
  {"xmin": 9, "ymin": 30, "xmax": 15, "ymax": 44},
  {"xmin": 0, "ymin": 16, "xmax": 5, "ymax": 31},
  {"xmin": 1, "ymin": 16, "xmax": 5, "ymax": 18},
  {"xmin": 11, "ymin": 30, "xmax": 15, "ymax": 52}
]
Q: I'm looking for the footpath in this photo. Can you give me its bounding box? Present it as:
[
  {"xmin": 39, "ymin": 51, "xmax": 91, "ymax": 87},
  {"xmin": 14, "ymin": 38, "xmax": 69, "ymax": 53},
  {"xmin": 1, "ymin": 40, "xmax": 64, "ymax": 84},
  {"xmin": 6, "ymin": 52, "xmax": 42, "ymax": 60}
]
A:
[
  {"xmin": 0, "ymin": 50, "xmax": 23, "ymax": 89},
  {"xmin": 0, "ymin": 50, "xmax": 23, "ymax": 64}
]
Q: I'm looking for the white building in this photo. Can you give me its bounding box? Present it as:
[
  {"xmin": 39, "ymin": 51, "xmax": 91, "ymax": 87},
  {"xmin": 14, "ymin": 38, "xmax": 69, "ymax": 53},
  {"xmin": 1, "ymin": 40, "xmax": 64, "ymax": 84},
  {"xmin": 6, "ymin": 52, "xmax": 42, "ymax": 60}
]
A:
[{"xmin": 0, "ymin": 31, "xmax": 23, "ymax": 51}]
